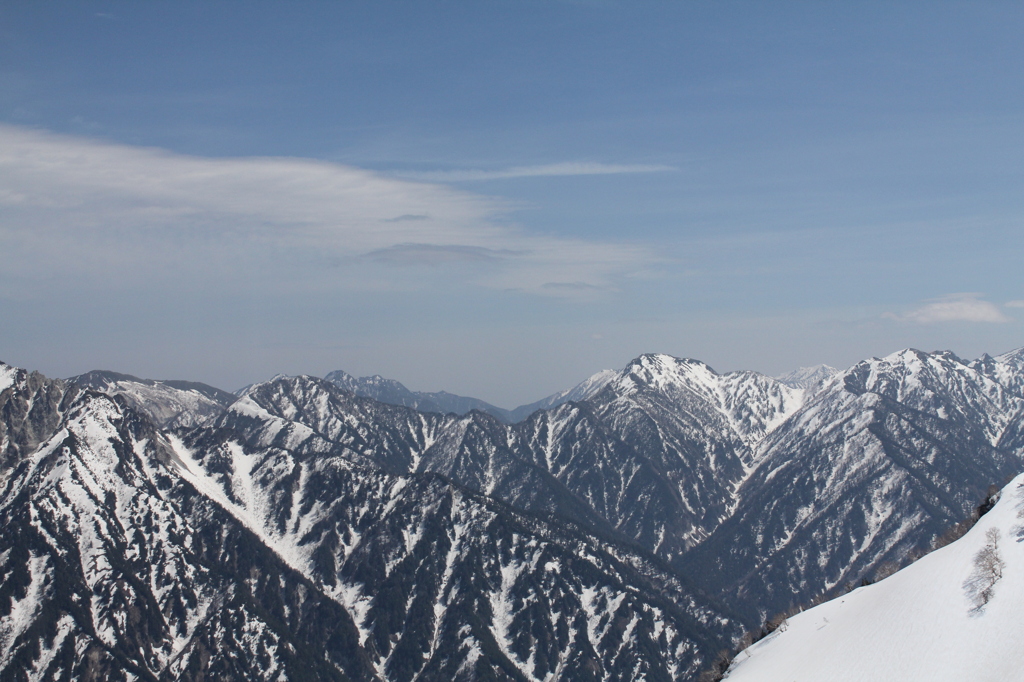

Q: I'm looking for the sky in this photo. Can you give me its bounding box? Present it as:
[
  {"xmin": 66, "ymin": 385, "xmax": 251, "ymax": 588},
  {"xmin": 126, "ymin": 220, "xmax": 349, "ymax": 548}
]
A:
[{"xmin": 2, "ymin": 1, "xmax": 1024, "ymax": 407}]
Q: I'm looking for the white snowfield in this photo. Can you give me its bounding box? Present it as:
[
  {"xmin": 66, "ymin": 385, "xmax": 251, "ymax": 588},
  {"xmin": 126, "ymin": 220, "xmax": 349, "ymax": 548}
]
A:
[
  {"xmin": 0, "ymin": 363, "xmax": 17, "ymax": 394},
  {"xmin": 725, "ymin": 470, "xmax": 1024, "ymax": 682}
]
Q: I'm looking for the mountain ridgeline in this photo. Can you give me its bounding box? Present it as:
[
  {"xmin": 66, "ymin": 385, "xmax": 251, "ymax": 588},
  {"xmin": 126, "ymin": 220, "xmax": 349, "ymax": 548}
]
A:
[
  {"xmin": 321, "ymin": 368, "xmax": 617, "ymax": 423},
  {"xmin": 1, "ymin": 347, "xmax": 1023, "ymax": 680}
]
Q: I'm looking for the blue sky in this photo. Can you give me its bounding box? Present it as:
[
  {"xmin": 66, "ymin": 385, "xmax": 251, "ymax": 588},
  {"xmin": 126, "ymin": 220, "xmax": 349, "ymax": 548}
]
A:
[{"xmin": 2, "ymin": 1, "xmax": 1024, "ymax": 406}]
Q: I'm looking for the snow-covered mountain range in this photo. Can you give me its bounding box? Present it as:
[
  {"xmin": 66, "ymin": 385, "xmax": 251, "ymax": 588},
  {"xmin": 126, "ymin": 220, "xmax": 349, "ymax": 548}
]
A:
[
  {"xmin": 682, "ymin": 348, "xmax": 1024, "ymax": 621},
  {"xmin": 323, "ymin": 369, "xmax": 513, "ymax": 422},
  {"xmin": 68, "ymin": 369, "xmax": 236, "ymax": 428},
  {"xmin": 322, "ymin": 367, "xmax": 616, "ymax": 423},
  {"xmin": 2, "ymin": 345, "xmax": 1024, "ymax": 680}
]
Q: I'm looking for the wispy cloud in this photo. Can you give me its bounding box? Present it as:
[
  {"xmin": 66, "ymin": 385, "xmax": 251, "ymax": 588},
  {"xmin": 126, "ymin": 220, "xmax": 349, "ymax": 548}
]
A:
[
  {"xmin": 1005, "ymin": 300, "xmax": 1024, "ymax": 308},
  {"xmin": 366, "ymin": 243, "xmax": 521, "ymax": 265},
  {"xmin": 382, "ymin": 214, "xmax": 430, "ymax": 223},
  {"xmin": 0, "ymin": 125, "xmax": 655, "ymax": 297},
  {"xmin": 885, "ymin": 294, "xmax": 1012, "ymax": 324},
  {"xmin": 541, "ymin": 281, "xmax": 605, "ymax": 292},
  {"xmin": 398, "ymin": 161, "xmax": 675, "ymax": 182}
]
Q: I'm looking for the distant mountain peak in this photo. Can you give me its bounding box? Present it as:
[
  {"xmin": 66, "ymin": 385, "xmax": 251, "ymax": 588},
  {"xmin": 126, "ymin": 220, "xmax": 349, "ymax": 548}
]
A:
[
  {"xmin": 67, "ymin": 369, "xmax": 236, "ymax": 428},
  {"xmin": 776, "ymin": 364, "xmax": 840, "ymax": 390},
  {"xmin": 323, "ymin": 368, "xmax": 510, "ymax": 421},
  {"xmin": 624, "ymin": 353, "xmax": 718, "ymax": 382},
  {"xmin": 501, "ymin": 367, "xmax": 617, "ymax": 422},
  {"xmin": 996, "ymin": 346, "xmax": 1024, "ymax": 364}
]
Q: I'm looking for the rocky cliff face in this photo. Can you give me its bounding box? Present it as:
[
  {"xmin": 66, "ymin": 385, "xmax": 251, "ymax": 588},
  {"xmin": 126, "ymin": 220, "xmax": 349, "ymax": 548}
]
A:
[{"xmin": 1, "ymin": 365, "xmax": 79, "ymax": 476}]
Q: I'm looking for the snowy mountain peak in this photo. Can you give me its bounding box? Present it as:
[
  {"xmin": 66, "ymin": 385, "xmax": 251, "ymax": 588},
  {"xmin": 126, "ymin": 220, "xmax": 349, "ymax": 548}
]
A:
[
  {"xmin": 18, "ymin": 392, "xmax": 149, "ymax": 500},
  {"xmin": 839, "ymin": 348, "xmax": 1022, "ymax": 439},
  {"xmin": 608, "ymin": 353, "xmax": 806, "ymax": 447},
  {"xmin": 323, "ymin": 368, "xmax": 510, "ymax": 421},
  {"xmin": 321, "ymin": 368, "xmax": 357, "ymax": 390},
  {"xmin": 867, "ymin": 347, "xmax": 972, "ymax": 374},
  {"xmin": 68, "ymin": 369, "xmax": 236, "ymax": 429},
  {"xmin": 0, "ymin": 362, "xmax": 17, "ymax": 394},
  {"xmin": 846, "ymin": 348, "xmax": 979, "ymax": 396},
  {"xmin": 776, "ymin": 364, "xmax": 840, "ymax": 390},
  {"xmin": 562, "ymin": 367, "xmax": 618, "ymax": 399},
  {"xmin": 617, "ymin": 353, "xmax": 720, "ymax": 396},
  {"xmin": 501, "ymin": 367, "xmax": 617, "ymax": 422},
  {"xmin": 996, "ymin": 346, "xmax": 1024, "ymax": 365}
]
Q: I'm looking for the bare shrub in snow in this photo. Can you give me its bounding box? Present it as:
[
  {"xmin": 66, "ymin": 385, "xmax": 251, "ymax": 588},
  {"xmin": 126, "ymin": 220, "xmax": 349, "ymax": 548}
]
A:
[
  {"xmin": 871, "ymin": 560, "xmax": 902, "ymax": 583},
  {"xmin": 963, "ymin": 527, "xmax": 1005, "ymax": 615},
  {"xmin": 936, "ymin": 485, "xmax": 1002, "ymax": 550},
  {"xmin": 698, "ymin": 649, "xmax": 732, "ymax": 682},
  {"xmin": 934, "ymin": 517, "xmax": 975, "ymax": 551},
  {"xmin": 1011, "ymin": 482, "xmax": 1024, "ymax": 540}
]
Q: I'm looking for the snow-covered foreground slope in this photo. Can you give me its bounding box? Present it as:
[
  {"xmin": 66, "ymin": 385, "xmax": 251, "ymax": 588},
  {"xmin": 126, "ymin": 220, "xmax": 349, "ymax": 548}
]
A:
[{"xmin": 725, "ymin": 471, "xmax": 1024, "ymax": 682}]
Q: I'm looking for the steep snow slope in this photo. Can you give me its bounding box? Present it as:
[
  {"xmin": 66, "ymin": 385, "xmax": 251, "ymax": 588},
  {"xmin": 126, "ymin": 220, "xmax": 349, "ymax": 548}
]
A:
[
  {"xmin": 0, "ymin": 364, "xmax": 17, "ymax": 393},
  {"xmin": 725, "ymin": 471, "xmax": 1024, "ymax": 682},
  {"xmin": 0, "ymin": 391, "xmax": 373, "ymax": 681},
  {"xmin": 0, "ymin": 386, "xmax": 360, "ymax": 680}
]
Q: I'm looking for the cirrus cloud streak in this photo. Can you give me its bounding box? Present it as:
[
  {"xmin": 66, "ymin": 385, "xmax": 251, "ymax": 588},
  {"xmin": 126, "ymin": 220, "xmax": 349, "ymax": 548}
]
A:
[
  {"xmin": 0, "ymin": 125, "xmax": 654, "ymax": 297},
  {"xmin": 397, "ymin": 161, "xmax": 675, "ymax": 182}
]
